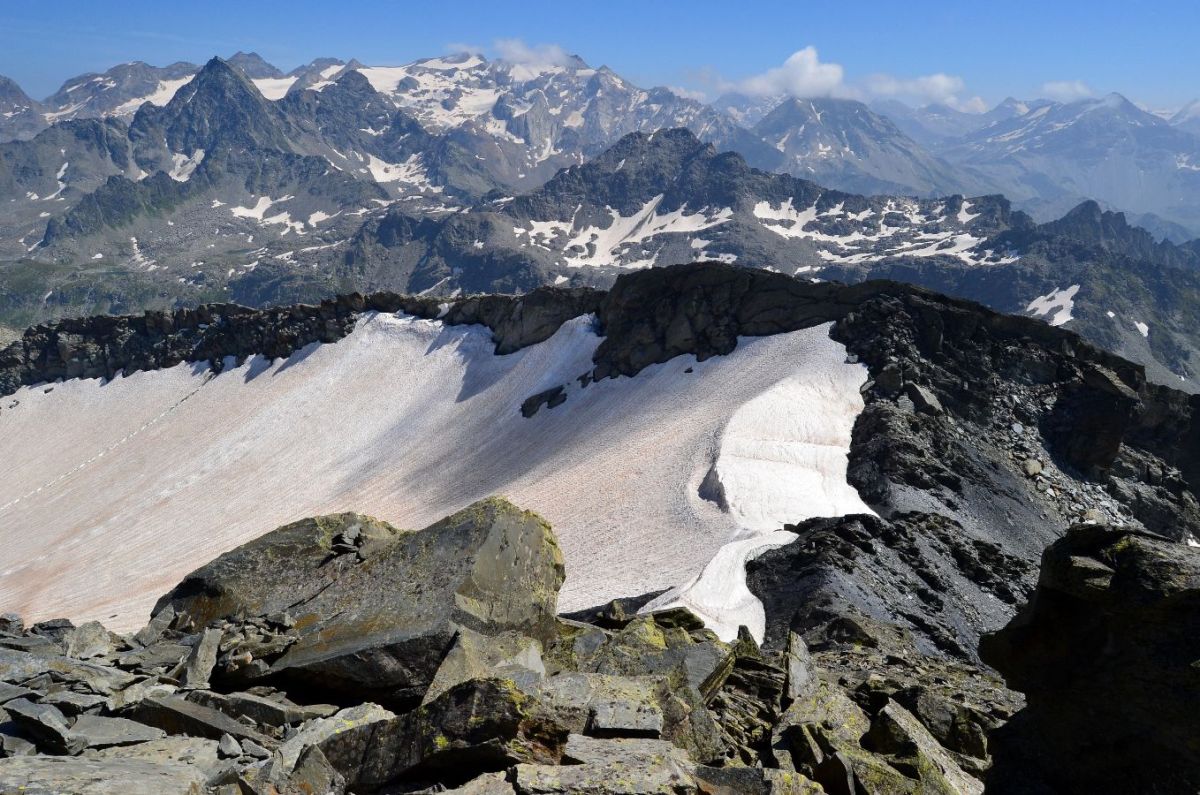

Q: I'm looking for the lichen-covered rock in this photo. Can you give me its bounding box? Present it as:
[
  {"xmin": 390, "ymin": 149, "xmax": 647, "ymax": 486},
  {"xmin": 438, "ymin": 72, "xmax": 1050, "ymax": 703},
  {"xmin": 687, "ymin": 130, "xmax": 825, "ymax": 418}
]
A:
[
  {"xmin": 515, "ymin": 734, "xmax": 698, "ymax": 794},
  {"xmin": 156, "ymin": 498, "xmax": 565, "ymax": 708},
  {"xmin": 981, "ymin": 525, "xmax": 1200, "ymax": 794}
]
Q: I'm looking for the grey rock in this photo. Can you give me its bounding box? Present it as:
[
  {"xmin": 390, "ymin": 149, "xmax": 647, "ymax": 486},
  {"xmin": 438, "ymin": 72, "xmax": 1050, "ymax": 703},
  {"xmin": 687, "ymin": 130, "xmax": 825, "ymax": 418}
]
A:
[
  {"xmin": 5, "ymin": 697, "xmax": 85, "ymax": 754},
  {"xmin": 784, "ymin": 632, "xmax": 814, "ymax": 703},
  {"xmin": 132, "ymin": 606, "xmax": 176, "ymax": 648},
  {"xmin": 445, "ymin": 771, "xmax": 516, "ymax": 793},
  {"xmin": 63, "ymin": 621, "xmax": 115, "ymax": 660},
  {"xmin": 515, "ymin": 734, "xmax": 697, "ymax": 794},
  {"xmin": 0, "ymin": 755, "xmax": 207, "ymax": 794},
  {"xmin": 41, "ymin": 690, "xmax": 108, "ymax": 716},
  {"xmin": 529, "ymin": 672, "xmax": 664, "ymax": 737},
  {"xmin": 129, "ymin": 696, "xmax": 275, "ymax": 747},
  {"xmin": 180, "ymin": 628, "xmax": 222, "ymax": 688},
  {"xmin": 273, "ymin": 702, "xmax": 394, "ymax": 774},
  {"xmin": 0, "ymin": 730, "xmax": 36, "ymax": 757},
  {"xmin": 217, "ymin": 733, "xmax": 241, "ymax": 758},
  {"xmin": 240, "ymin": 738, "xmax": 271, "ymax": 759},
  {"xmin": 423, "ymin": 627, "xmax": 546, "ymax": 705},
  {"xmin": 69, "ymin": 714, "xmax": 167, "ymax": 749},
  {"xmin": 0, "ymin": 682, "xmax": 34, "ymax": 704},
  {"xmin": 187, "ymin": 689, "xmax": 337, "ymax": 728},
  {"xmin": 282, "ymin": 744, "xmax": 345, "ymax": 795},
  {"xmin": 0, "ymin": 648, "xmax": 135, "ymax": 695},
  {"xmin": 158, "ymin": 499, "xmax": 565, "ymax": 707},
  {"xmin": 115, "ymin": 643, "xmax": 190, "ymax": 672},
  {"xmin": 105, "ymin": 677, "xmax": 178, "ymax": 711},
  {"xmin": 85, "ymin": 736, "xmax": 222, "ymax": 778}
]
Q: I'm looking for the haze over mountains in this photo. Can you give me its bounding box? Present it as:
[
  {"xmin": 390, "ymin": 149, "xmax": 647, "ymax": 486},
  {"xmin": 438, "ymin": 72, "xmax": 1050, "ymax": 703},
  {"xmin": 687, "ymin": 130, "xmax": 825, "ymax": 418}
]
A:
[{"xmin": 3, "ymin": 49, "xmax": 1200, "ymax": 390}]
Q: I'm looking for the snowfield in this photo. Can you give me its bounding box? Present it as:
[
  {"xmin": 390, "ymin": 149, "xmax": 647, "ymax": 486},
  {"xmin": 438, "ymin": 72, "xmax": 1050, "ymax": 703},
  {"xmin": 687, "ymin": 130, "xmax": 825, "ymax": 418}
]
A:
[{"xmin": 0, "ymin": 314, "xmax": 870, "ymax": 640}]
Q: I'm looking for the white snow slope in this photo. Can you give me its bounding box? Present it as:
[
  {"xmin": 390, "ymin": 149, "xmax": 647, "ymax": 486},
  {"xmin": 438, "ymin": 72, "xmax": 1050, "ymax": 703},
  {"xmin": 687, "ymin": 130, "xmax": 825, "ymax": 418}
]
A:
[{"xmin": 0, "ymin": 313, "xmax": 871, "ymax": 640}]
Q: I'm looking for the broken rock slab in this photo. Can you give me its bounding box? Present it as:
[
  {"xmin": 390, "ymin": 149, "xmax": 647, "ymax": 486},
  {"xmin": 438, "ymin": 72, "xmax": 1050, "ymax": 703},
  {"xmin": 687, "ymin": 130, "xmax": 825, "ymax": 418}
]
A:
[
  {"xmin": 0, "ymin": 755, "xmax": 208, "ymax": 795},
  {"xmin": 158, "ymin": 498, "xmax": 565, "ymax": 708}
]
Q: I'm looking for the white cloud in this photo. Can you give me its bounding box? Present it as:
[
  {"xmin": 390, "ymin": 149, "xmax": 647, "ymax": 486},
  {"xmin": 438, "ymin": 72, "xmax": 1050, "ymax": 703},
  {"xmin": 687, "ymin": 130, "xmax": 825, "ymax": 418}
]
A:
[
  {"xmin": 728, "ymin": 48, "xmax": 983, "ymax": 112},
  {"xmin": 445, "ymin": 42, "xmax": 485, "ymax": 56},
  {"xmin": 667, "ymin": 85, "xmax": 709, "ymax": 102},
  {"xmin": 736, "ymin": 47, "xmax": 845, "ymax": 98},
  {"xmin": 1041, "ymin": 80, "xmax": 1094, "ymax": 102},
  {"xmin": 862, "ymin": 72, "xmax": 984, "ymax": 111},
  {"xmin": 493, "ymin": 39, "xmax": 574, "ymax": 70}
]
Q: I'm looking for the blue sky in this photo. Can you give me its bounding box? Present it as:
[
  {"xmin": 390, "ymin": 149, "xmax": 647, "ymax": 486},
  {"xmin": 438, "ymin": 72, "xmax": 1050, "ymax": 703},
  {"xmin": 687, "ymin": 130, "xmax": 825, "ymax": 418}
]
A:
[{"xmin": 2, "ymin": 0, "xmax": 1197, "ymax": 110}]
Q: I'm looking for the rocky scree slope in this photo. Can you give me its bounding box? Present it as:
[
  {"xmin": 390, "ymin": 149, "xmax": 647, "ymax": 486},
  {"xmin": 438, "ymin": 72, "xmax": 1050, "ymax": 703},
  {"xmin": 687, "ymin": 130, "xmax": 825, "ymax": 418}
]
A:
[{"xmin": 0, "ymin": 501, "xmax": 1196, "ymax": 790}]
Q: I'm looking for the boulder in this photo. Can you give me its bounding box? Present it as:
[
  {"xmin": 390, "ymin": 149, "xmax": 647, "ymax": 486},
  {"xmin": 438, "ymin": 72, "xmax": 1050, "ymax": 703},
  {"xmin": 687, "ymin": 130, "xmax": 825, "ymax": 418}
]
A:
[
  {"xmin": 156, "ymin": 499, "xmax": 565, "ymax": 708},
  {"xmin": 514, "ymin": 734, "xmax": 698, "ymax": 794},
  {"xmin": 186, "ymin": 689, "xmax": 337, "ymax": 728},
  {"xmin": 0, "ymin": 648, "xmax": 134, "ymax": 696},
  {"xmin": 129, "ymin": 696, "xmax": 275, "ymax": 747},
  {"xmin": 424, "ymin": 628, "xmax": 546, "ymax": 705},
  {"xmin": 0, "ymin": 756, "xmax": 207, "ymax": 794},
  {"xmin": 69, "ymin": 714, "xmax": 166, "ymax": 750},
  {"xmin": 981, "ymin": 525, "xmax": 1200, "ymax": 794},
  {"xmin": 317, "ymin": 678, "xmax": 567, "ymax": 791},
  {"xmin": 5, "ymin": 698, "xmax": 85, "ymax": 754},
  {"xmin": 83, "ymin": 736, "xmax": 222, "ymax": 779},
  {"xmin": 179, "ymin": 628, "xmax": 221, "ymax": 688},
  {"xmin": 63, "ymin": 621, "xmax": 115, "ymax": 659}
]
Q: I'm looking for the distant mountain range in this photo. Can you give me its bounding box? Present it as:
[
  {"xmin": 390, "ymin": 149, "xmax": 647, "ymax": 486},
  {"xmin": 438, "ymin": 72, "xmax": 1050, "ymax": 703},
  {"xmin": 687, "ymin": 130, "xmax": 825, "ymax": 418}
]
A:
[{"xmin": 3, "ymin": 52, "xmax": 1200, "ymax": 391}]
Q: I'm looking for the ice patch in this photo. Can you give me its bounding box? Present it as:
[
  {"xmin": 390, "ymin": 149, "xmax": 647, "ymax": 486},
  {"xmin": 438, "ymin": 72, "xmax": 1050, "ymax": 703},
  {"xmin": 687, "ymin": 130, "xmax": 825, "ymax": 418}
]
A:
[
  {"xmin": 1026, "ymin": 285, "xmax": 1079, "ymax": 327},
  {"xmin": 1135, "ymin": 320, "xmax": 1149, "ymax": 337}
]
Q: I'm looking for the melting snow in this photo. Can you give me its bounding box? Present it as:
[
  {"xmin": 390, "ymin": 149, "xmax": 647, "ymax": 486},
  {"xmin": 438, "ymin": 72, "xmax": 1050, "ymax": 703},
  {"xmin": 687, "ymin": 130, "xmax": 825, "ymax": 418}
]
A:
[
  {"xmin": 112, "ymin": 77, "xmax": 193, "ymax": 116},
  {"xmin": 252, "ymin": 76, "xmax": 298, "ymax": 100},
  {"xmin": 525, "ymin": 195, "xmax": 733, "ymax": 269},
  {"xmin": 1135, "ymin": 320, "xmax": 1149, "ymax": 337},
  {"xmin": 168, "ymin": 150, "xmax": 204, "ymax": 182},
  {"xmin": 0, "ymin": 316, "xmax": 870, "ymax": 642},
  {"xmin": 1026, "ymin": 285, "xmax": 1080, "ymax": 326},
  {"xmin": 362, "ymin": 153, "xmax": 441, "ymax": 191}
]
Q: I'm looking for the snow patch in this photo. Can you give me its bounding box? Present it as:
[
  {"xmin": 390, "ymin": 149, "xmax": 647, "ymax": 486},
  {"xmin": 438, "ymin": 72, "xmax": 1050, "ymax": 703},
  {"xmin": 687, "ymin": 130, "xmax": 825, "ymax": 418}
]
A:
[
  {"xmin": 1026, "ymin": 285, "xmax": 1080, "ymax": 327},
  {"xmin": 252, "ymin": 76, "xmax": 298, "ymax": 100},
  {"xmin": 168, "ymin": 150, "xmax": 204, "ymax": 182},
  {"xmin": 0, "ymin": 317, "xmax": 870, "ymax": 641}
]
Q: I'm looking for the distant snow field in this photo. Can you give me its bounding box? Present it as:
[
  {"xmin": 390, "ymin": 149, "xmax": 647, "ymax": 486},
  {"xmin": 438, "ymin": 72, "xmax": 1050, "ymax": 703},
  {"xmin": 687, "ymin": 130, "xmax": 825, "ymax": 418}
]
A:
[{"xmin": 0, "ymin": 315, "xmax": 869, "ymax": 640}]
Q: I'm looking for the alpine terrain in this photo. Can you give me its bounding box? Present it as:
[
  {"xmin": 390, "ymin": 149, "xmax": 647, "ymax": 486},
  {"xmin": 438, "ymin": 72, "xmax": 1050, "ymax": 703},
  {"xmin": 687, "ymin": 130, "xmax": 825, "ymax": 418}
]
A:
[{"xmin": 2, "ymin": 28, "xmax": 1200, "ymax": 795}]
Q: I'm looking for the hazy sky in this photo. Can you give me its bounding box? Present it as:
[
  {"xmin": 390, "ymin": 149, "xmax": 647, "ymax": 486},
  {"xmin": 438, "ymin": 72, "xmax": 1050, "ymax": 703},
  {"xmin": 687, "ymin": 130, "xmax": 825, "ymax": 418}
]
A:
[{"xmin": 2, "ymin": 0, "xmax": 1195, "ymax": 111}]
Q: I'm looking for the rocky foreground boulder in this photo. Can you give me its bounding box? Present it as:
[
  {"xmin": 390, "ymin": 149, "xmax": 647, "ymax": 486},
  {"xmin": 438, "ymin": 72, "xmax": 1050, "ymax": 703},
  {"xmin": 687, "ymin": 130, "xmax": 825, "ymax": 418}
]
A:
[
  {"xmin": 981, "ymin": 525, "xmax": 1200, "ymax": 795},
  {"xmin": 0, "ymin": 495, "xmax": 1037, "ymax": 794}
]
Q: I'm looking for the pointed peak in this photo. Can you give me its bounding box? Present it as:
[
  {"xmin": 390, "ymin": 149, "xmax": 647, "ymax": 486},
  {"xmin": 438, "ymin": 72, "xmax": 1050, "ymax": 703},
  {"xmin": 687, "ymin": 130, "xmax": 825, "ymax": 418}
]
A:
[{"xmin": 226, "ymin": 51, "xmax": 284, "ymax": 79}]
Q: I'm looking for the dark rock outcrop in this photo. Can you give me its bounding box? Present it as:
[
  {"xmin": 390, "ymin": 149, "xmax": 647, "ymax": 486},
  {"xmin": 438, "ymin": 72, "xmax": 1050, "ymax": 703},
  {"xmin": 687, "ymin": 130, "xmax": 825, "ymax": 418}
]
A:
[
  {"xmin": 158, "ymin": 499, "xmax": 565, "ymax": 709},
  {"xmin": 981, "ymin": 525, "xmax": 1200, "ymax": 794}
]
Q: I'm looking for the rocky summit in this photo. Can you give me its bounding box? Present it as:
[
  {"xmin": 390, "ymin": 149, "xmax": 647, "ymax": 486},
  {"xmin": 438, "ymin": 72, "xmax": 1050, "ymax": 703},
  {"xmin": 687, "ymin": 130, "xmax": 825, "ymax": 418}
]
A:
[{"xmin": 1, "ymin": 262, "xmax": 1199, "ymax": 792}]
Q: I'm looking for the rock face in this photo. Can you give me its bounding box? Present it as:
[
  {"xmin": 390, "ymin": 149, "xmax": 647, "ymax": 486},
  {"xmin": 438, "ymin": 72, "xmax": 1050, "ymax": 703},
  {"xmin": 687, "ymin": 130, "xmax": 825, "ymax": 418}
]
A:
[
  {"xmin": 981, "ymin": 525, "xmax": 1200, "ymax": 794},
  {"xmin": 0, "ymin": 286, "xmax": 601, "ymax": 398},
  {"xmin": 158, "ymin": 499, "xmax": 565, "ymax": 707}
]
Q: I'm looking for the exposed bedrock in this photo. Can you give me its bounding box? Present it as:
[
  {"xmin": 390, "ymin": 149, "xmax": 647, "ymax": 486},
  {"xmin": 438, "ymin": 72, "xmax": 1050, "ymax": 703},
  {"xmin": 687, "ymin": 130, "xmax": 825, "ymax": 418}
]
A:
[{"xmin": 981, "ymin": 525, "xmax": 1200, "ymax": 795}]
